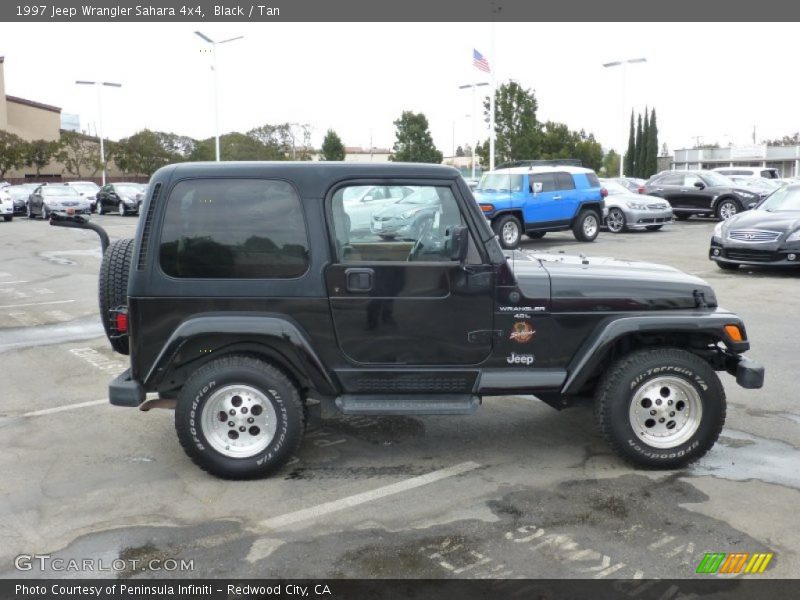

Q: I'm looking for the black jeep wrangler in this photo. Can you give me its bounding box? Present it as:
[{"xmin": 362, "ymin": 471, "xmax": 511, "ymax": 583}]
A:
[{"xmin": 57, "ymin": 162, "xmax": 764, "ymax": 479}]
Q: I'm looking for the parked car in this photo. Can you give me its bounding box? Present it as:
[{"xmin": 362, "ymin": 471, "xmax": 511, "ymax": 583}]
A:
[
  {"xmin": 712, "ymin": 166, "xmax": 780, "ymax": 180},
  {"xmin": 369, "ymin": 186, "xmax": 442, "ymax": 239},
  {"xmin": 6, "ymin": 185, "xmax": 31, "ymax": 215},
  {"xmin": 27, "ymin": 185, "xmax": 91, "ymax": 219},
  {"xmin": 96, "ymin": 182, "xmax": 146, "ymax": 215},
  {"xmin": 342, "ymin": 185, "xmax": 416, "ymax": 231},
  {"xmin": 48, "ymin": 161, "xmax": 763, "ymax": 479},
  {"xmin": 644, "ymin": 170, "xmax": 760, "ymax": 220},
  {"xmin": 612, "ymin": 177, "xmax": 647, "ymax": 194},
  {"xmin": 474, "ymin": 165, "xmax": 606, "ymax": 248},
  {"xmin": 710, "ymin": 182, "xmax": 800, "ymax": 270},
  {"xmin": 726, "ymin": 176, "xmax": 782, "ymax": 198},
  {"xmin": 600, "ymin": 179, "xmax": 672, "ymax": 233},
  {"xmin": 0, "ymin": 187, "xmax": 13, "ymax": 221},
  {"xmin": 63, "ymin": 181, "xmax": 101, "ymax": 212}
]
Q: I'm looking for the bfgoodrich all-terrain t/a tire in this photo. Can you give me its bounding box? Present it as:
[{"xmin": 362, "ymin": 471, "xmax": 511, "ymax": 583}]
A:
[
  {"xmin": 175, "ymin": 356, "xmax": 305, "ymax": 479},
  {"xmin": 594, "ymin": 348, "xmax": 726, "ymax": 469},
  {"xmin": 98, "ymin": 238, "xmax": 134, "ymax": 355}
]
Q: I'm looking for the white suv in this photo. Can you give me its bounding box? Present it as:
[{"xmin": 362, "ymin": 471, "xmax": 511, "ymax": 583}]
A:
[
  {"xmin": 712, "ymin": 167, "xmax": 780, "ymax": 179},
  {"xmin": 1, "ymin": 187, "xmax": 13, "ymax": 222}
]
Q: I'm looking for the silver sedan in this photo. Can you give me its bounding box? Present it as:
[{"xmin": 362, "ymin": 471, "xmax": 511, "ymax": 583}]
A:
[{"xmin": 601, "ymin": 179, "xmax": 673, "ymax": 233}]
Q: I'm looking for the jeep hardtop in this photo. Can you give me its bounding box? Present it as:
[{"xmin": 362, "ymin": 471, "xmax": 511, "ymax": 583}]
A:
[{"xmin": 52, "ymin": 162, "xmax": 764, "ymax": 479}]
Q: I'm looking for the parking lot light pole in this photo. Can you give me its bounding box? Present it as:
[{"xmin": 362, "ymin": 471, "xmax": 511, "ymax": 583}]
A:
[
  {"xmin": 602, "ymin": 57, "xmax": 647, "ymax": 177},
  {"xmin": 459, "ymin": 82, "xmax": 489, "ymax": 180},
  {"xmin": 195, "ymin": 31, "xmax": 244, "ymax": 162},
  {"xmin": 75, "ymin": 80, "xmax": 121, "ymax": 186}
]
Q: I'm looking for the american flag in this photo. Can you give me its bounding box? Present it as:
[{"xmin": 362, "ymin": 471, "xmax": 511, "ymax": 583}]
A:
[{"xmin": 473, "ymin": 49, "xmax": 491, "ymax": 73}]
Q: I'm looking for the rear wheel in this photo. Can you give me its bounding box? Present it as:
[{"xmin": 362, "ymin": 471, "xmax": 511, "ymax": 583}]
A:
[
  {"xmin": 175, "ymin": 356, "xmax": 305, "ymax": 479},
  {"xmin": 573, "ymin": 209, "xmax": 600, "ymax": 242},
  {"xmin": 492, "ymin": 214, "xmax": 522, "ymax": 249},
  {"xmin": 594, "ymin": 348, "xmax": 725, "ymax": 468},
  {"xmin": 98, "ymin": 238, "xmax": 134, "ymax": 355},
  {"xmin": 605, "ymin": 208, "xmax": 626, "ymax": 233}
]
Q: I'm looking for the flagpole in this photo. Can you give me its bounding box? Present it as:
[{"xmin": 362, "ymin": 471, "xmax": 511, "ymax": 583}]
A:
[{"xmin": 488, "ymin": 21, "xmax": 496, "ymax": 172}]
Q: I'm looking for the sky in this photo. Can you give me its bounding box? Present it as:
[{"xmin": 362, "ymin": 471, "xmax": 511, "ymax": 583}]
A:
[{"xmin": 1, "ymin": 22, "xmax": 798, "ymax": 157}]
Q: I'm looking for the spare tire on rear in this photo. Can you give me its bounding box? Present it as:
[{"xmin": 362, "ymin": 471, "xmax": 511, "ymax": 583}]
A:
[{"xmin": 98, "ymin": 238, "xmax": 134, "ymax": 355}]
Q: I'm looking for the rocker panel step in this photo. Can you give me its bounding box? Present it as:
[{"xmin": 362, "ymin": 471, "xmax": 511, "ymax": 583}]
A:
[{"xmin": 335, "ymin": 394, "xmax": 480, "ymax": 415}]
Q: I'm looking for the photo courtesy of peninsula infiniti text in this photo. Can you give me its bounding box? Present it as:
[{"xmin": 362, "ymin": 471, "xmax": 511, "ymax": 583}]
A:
[{"xmin": 49, "ymin": 162, "xmax": 765, "ymax": 479}]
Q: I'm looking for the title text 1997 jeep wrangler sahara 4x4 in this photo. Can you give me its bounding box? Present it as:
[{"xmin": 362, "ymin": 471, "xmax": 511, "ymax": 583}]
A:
[{"xmin": 52, "ymin": 162, "xmax": 764, "ymax": 479}]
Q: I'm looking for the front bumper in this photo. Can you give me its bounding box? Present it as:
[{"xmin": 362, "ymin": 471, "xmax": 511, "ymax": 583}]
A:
[
  {"xmin": 109, "ymin": 368, "xmax": 145, "ymax": 407},
  {"xmin": 371, "ymin": 218, "xmax": 412, "ymax": 237},
  {"xmin": 624, "ymin": 207, "xmax": 673, "ymax": 229},
  {"xmin": 725, "ymin": 354, "xmax": 765, "ymax": 389},
  {"xmin": 709, "ymin": 240, "xmax": 800, "ymax": 267}
]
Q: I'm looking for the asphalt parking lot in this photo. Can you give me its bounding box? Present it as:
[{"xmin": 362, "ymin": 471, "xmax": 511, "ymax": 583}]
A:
[{"xmin": 0, "ymin": 213, "xmax": 798, "ymax": 580}]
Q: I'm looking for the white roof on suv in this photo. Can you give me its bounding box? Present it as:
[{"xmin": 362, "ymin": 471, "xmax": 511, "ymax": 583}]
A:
[
  {"xmin": 486, "ymin": 165, "xmax": 595, "ymax": 176},
  {"xmin": 712, "ymin": 167, "xmax": 780, "ymax": 179}
]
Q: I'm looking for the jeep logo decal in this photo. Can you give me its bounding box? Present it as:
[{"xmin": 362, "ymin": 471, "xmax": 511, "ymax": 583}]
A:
[{"xmin": 507, "ymin": 352, "xmax": 535, "ymax": 365}]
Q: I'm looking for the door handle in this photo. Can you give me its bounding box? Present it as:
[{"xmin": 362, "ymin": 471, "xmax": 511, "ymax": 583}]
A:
[
  {"xmin": 656, "ymin": 188, "xmax": 665, "ymax": 191},
  {"xmin": 553, "ymin": 195, "xmax": 562, "ymax": 200},
  {"xmin": 345, "ymin": 268, "xmax": 374, "ymax": 292}
]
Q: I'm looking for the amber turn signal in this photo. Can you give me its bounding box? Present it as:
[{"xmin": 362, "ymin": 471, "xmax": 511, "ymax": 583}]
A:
[
  {"xmin": 724, "ymin": 324, "xmax": 744, "ymax": 342},
  {"xmin": 479, "ymin": 204, "xmax": 494, "ymax": 213}
]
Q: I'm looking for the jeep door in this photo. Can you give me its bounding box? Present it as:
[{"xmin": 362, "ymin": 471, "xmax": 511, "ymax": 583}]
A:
[{"xmin": 326, "ymin": 181, "xmax": 495, "ymax": 365}]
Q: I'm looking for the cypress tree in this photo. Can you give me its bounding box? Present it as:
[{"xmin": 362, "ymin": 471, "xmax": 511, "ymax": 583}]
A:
[
  {"xmin": 637, "ymin": 108, "xmax": 649, "ymax": 179},
  {"xmin": 634, "ymin": 113, "xmax": 643, "ymax": 178},
  {"xmin": 624, "ymin": 110, "xmax": 635, "ymax": 177},
  {"xmin": 647, "ymin": 108, "xmax": 658, "ymax": 177}
]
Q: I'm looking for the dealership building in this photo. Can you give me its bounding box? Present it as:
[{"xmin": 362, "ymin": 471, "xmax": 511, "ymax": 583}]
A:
[{"xmin": 673, "ymin": 145, "xmax": 800, "ymax": 177}]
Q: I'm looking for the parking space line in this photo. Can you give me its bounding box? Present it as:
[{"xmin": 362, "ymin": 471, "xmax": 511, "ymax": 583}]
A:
[
  {"xmin": 0, "ymin": 280, "xmax": 28, "ymax": 285},
  {"xmin": 0, "ymin": 299, "xmax": 75, "ymax": 309},
  {"xmin": 20, "ymin": 399, "xmax": 106, "ymax": 418},
  {"xmin": 254, "ymin": 461, "xmax": 481, "ymax": 531}
]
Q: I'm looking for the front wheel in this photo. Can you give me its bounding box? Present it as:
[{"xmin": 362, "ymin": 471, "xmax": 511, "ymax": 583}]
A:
[
  {"xmin": 573, "ymin": 209, "xmax": 600, "ymax": 242},
  {"xmin": 492, "ymin": 214, "xmax": 522, "ymax": 249},
  {"xmin": 175, "ymin": 356, "xmax": 305, "ymax": 479},
  {"xmin": 605, "ymin": 208, "xmax": 627, "ymax": 233},
  {"xmin": 716, "ymin": 199, "xmax": 739, "ymax": 220},
  {"xmin": 594, "ymin": 348, "xmax": 726, "ymax": 469}
]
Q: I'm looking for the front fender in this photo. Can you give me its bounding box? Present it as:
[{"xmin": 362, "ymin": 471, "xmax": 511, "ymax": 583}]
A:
[
  {"xmin": 561, "ymin": 309, "xmax": 750, "ymax": 395},
  {"xmin": 143, "ymin": 313, "xmax": 337, "ymax": 396}
]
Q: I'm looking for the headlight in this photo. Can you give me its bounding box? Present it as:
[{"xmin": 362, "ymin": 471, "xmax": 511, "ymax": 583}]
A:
[
  {"xmin": 400, "ymin": 208, "xmax": 421, "ymax": 219},
  {"xmin": 787, "ymin": 230, "xmax": 800, "ymax": 242},
  {"xmin": 736, "ymin": 191, "xmax": 756, "ymax": 198},
  {"xmin": 713, "ymin": 222, "xmax": 724, "ymax": 239},
  {"xmin": 625, "ymin": 201, "xmax": 647, "ymax": 210}
]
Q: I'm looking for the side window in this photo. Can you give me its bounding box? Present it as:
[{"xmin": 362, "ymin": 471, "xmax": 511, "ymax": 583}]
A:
[
  {"xmin": 683, "ymin": 174, "xmax": 701, "ymax": 187},
  {"xmin": 659, "ymin": 173, "xmax": 683, "ymax": 185},
  {"xmin": 530, "ymin": 173, "xmax": 557, "ymax": 193},
  {"xmin": 332, "ymin": 185, "xmax": 468, "ymax": 263},
  {"xmin": 159, "ymin": 178, "xmax": 309, "ymax": 279},
  {"xmin": 556, "ymin": 172, "xmax": 577, "ymax": 190}
]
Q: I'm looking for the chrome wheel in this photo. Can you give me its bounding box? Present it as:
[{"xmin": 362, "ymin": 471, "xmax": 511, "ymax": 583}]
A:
[
  {"xmin": 606, "ymin": 208, "xmax": 625, "ymax": 233},
  {"xmin": 718, "ymin": 201, "xmax": 737, "ymax": 220},
  {"xmin": 582, "ymin": 214, "xmax": 598, "ymax": 238},
  {"xmin": 201, "ymin": 384, "xmax": 278, "ymax": 458},
  {"xmin": 502, "ymin": 220, "xmax": 520, "ymax": 246},
  {"xmin": 628, "ymin": 376, "xmax": 702, "ymax": 449}
]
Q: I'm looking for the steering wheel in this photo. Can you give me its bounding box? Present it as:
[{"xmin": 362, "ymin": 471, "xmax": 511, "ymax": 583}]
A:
[{"xmin": 407, "ymin": 218, "xmax": 434, "ymax": 262}]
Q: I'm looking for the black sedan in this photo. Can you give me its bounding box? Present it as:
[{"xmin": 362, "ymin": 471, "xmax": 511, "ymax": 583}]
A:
[
  {"xmin": 710, "ymin": 183, "xmax": 800, "ymax": 270},
  {"xmin": 7, "ymin": 184, "xmax": 38, "ymax": 215},
  {"xmin": 645, "ymin": 170, "xmax": 760, "ymax": 221},
  {"xmin": 96, "ymin": 182, "xmax": 145, "ymax": 216}
]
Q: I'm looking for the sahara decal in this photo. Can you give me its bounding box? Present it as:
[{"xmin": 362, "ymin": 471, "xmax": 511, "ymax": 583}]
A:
[{"xmin": 509, "ymin": 322, "xmax": 535, "ymax": 344}]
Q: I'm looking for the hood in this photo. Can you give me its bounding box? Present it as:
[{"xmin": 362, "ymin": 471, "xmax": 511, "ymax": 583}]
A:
[
  {"xmin": 509, "ymin": 251, "xmax": 716, "ymax": 312},
  {"xmin": 721, "ymin": 209, "xmax": 800, "ymax": 234},
  {"xmin": 606, "ymin": 192, "xmax": 669, "ymax": 206}
]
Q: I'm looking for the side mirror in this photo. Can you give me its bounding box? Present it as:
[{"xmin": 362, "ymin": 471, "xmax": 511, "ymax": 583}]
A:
[
  {"xmin": 693, "ymin": 181, "xmax": 705, "ymax": 189},
  {"xmin": 531, "ymin": 182, "xmax": 543, "ymax": 194},
  {"xmin": 449, "ymin": 225, "xmax": 469, "ymax": 262}
]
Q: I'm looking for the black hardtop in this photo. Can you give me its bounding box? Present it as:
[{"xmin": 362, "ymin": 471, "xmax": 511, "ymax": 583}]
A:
[{"xmin": 153, "ymin": 161, "xmax": 463, "ymax": 198}]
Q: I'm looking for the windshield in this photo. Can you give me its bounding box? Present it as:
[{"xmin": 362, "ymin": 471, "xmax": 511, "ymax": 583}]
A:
[
  {"xmin": 702, "ymin": 172, "xmax": 734, "ymax": 187},
  {"xmin": 70, "ymin": 183, "xmax": 99, "ymax": 193},
  {"xmin": 342, "ymin": 186, "xmax": 371, "ymax": 202},
  {"xmin": 601, "ymin": 180, "xmax": 629, "ymax": 195},
  {"xmin": 758, "ymin": 186, "xmax": 800, "ymax": 211},
  {"xmin": 477, "ymin": 173, "xmax": 524, "ymax": 192},
  {"xmin": 8, "ymin": 187, "xmax": 28, "ymax": 199},
  {"xmin": 42, "ymin": 186, "xmax": 79, "ymax": 197}
]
